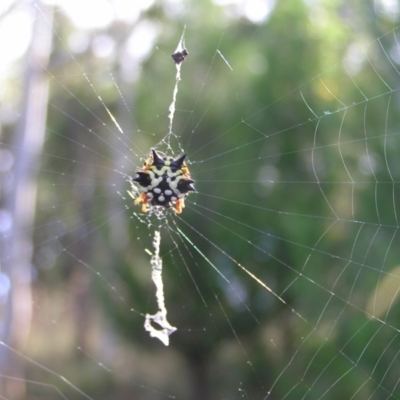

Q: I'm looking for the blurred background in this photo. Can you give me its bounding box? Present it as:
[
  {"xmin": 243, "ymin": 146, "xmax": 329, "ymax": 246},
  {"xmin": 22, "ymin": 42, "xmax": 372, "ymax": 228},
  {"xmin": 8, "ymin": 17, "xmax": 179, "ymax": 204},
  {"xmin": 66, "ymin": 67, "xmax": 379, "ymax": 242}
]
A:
[{"xmin": 1, "ymin": 0, "xmax": 400, "ymax": 399}]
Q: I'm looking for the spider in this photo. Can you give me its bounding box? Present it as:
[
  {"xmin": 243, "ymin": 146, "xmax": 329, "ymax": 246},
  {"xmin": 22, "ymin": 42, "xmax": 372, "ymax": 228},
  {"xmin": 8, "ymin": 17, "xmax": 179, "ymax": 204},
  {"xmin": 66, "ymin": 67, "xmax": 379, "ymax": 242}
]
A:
[{"xmin": 132, "ymin": 149, "xmax": 195, "ymax": 214}]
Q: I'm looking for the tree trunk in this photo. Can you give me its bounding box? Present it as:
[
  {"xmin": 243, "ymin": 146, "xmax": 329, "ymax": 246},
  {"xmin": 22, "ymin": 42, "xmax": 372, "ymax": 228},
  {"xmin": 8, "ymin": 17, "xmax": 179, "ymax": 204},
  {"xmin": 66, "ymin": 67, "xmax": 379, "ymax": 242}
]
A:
[
  {"xmin": 188, "ymin": 353, "xmax": 209, "ymax": 400},
  {"xmin": 0, "ymin": 1, "xmax": 52, "ymax": 398}
]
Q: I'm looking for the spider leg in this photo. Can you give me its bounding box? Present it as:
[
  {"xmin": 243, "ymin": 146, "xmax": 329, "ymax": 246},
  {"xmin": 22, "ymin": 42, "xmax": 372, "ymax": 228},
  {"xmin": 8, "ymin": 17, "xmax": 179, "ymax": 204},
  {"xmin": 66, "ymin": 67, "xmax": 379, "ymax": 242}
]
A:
[
  {"xmin": 134, "ymin": 193, "xmax": 149, "ymax": 213},
  {"xmin": 174, "ymin": 198, "xmax": 185, "ymax": 214}
]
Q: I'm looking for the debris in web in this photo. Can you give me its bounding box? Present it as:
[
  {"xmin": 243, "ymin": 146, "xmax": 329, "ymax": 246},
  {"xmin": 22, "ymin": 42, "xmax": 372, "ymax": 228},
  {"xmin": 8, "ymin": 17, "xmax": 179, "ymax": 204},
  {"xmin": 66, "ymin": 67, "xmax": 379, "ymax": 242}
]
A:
[
  {"xmin": 171, "ymin": 48, "xmax": 188, "ymax": 65},
  {"xmin": 141, "ymin": 31, "xmax": 190, "ymax": 344},
  {"xmin": 168, "ymin": 27, "xmax": 188, "ymax": 136},
  {"xmin": 144, "ymin": 230, "xmax": 177, "ymax": 346}
]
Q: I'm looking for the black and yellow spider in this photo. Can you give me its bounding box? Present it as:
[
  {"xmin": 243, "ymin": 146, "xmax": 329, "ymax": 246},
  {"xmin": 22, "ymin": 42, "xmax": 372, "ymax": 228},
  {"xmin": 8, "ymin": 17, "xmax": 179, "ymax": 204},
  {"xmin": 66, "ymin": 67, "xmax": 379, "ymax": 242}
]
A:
[{"xmin": 132, "ymin": 149, "xmax": 195, "ymax": 214}]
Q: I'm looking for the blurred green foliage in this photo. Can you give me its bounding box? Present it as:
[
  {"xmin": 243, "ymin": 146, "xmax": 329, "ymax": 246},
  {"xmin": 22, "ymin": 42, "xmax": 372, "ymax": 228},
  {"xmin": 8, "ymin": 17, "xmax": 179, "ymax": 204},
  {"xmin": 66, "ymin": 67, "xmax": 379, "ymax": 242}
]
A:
[{"xmin": 6, "ymin": 0, "xmax": 400, "ymax": 398}]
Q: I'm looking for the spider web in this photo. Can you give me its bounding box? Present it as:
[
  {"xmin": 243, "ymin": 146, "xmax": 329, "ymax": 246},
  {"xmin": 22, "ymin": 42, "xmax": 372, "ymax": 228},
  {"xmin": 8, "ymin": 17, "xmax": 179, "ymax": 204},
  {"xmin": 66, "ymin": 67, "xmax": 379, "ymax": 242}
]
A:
[{"xmin": 1, "ymin": 0, "xmax": 400, "ymax": 399}]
